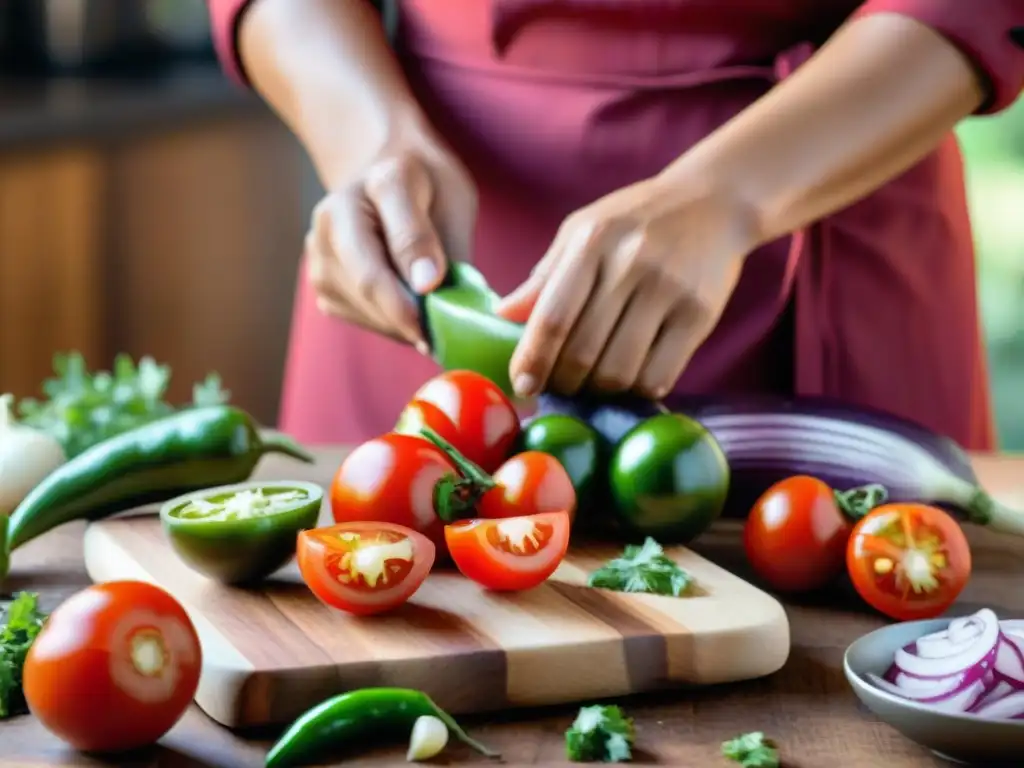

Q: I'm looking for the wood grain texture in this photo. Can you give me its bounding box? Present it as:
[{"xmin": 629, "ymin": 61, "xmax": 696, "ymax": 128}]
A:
[
  {"xmin": 2, "ymin": 453, "xmax": 1023, "ymax": 767},
  {"xmin": 82, "ymin": 510, "xmax": 789, "ymax": 729}
]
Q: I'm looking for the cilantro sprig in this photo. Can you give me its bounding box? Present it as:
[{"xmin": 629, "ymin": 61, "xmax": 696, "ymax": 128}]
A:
[
  {"xmin": 722, "ymin": 732, "xmax": 779, "ymax": 768},
  {"xmin": 565, "ymin": 704, "xmax": 635, "ymax": 763},
  {"xmin": 587, "ymin": 538, "xmax": 693, "ymax": 597},
  {"xmin": 0, "ymin": 592, "xmax": 47, "ymax": 719},
  {"xmin": 17, "ymin": 352, "xmax": 230, "ymax": 458}
]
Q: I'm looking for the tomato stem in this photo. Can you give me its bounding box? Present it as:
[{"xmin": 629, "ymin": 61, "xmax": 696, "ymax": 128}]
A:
[
  {"xmin": 834, "ymin": 484, "xmax": 888, "ymax": 520},
  {"xmin": 420, "ymin": 428, "xmax": 497, "ymax": 522}
]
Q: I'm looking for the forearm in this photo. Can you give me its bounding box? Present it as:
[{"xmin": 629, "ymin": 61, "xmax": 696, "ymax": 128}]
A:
[
  {"xmin": 238, "ymin": 0, "xmax": 426, "ymax": 187},
  {"xmin": 663, "ymin": 12, "xmax": 987, "ymax": 244}
]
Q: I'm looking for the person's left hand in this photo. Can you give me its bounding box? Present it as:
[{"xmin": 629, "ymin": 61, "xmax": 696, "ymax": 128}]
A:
[{"xmin": 495, "ymin": 175, "xmax": 761, "ymax": 400}]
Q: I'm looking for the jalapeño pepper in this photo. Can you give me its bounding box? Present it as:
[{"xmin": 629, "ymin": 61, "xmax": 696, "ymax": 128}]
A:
[
  {"xmin": 265, "ymin": 687, "xmax": 498, "ymax": 767},
  {"xmin": 161, "ymin": 480, "xmax": 323, "ymax": 585},
  {"xmin": 420, "ymin": 261, "xmax": 523, "ymax": 396},
  {"xmin": 1, "ymin": 406, "xmax": 313, "ymax": 579}
]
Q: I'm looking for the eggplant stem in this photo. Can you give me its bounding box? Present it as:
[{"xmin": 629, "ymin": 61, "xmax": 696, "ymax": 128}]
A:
[
  {"xmin": 833, "ymin": 484, "xmax": 888, "ymax": 520},
  {"xmin": 969, "ymin": 491, "xmax": 1024, "ymax": 537}
]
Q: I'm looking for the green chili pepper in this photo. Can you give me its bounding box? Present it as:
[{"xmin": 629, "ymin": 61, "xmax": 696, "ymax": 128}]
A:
[
  {"xmin": 161, "ymin": 480, "xmax": 323, "ymax": 585},
  {"xmin": 1, "ymin": 406, "xmax": 313, "ymax": 579},
  {"xmin": 265, "ymin": 687, "xmax": 499, "ymax": 768},
  {"xmin": 609, "ymin": 413, "xmax": 730, "ymax": 543},
  {"xmin": 520, "ymin": 414, "xmax": 607, "ymax": 520},
  {"xmin": 420, "ymin": 261, "xmax": 523, "ymax": 396}
]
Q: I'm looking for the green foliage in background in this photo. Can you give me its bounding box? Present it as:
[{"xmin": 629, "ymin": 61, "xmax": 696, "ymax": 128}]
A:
[{"xmin": 958, "ymin": 97, "xmax": 1024, "ymax": 450}]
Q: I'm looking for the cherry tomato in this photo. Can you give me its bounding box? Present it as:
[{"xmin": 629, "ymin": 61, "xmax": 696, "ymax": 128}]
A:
[
  {"xmin": 478, "ymin": 451, "xmax": 577, "ymax": 524},
  {"xmin": 395, "ymin": 399, "xmax": 464, "ymax": 449},
  {"xmin": 411, "ymin": 370, "xmax": 520, "ymax": 472},
  {"xmin": 744, "ymin": 475, "xmax": 853, "ymax": 593},
  {"xmin": 298, "ymin": 522, "xmax": 435, "ymax": 615},
  {"xmin": 331, "ymin": 433, "xmax": 466, "ymax": 550},
  {"xmin": 847, "ymin": 503, "xmax": 971, "ymax": 621},
  {"xmin": 23, "ymin": 581, "xmax": 201, "ymax": 753},
  {"xmin": 445, "ymin": 511, "xmax": 571, "ymax": 591}
]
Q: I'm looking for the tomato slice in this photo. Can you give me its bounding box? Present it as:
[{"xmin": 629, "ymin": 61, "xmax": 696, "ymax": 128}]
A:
[
  {"xmin": 478, "ymin": 451, "xmax": 578, "ymax": 524},
  {"xmin": 23, "ymin": 581, "xmax": 201, "ymax": 753},
  {"xmin": 444, "ymin": 511, "xmax": 571, "ymax": 591},
  {"xmin": 847, "ymin": 503, "xmax": 971, "ymax": 621},
  {"xmin": 411, "ymin": 370, "xmax": 521, "ymax": 473},
  {"xmin": 297, "ymin": 522, "xmax": 435, "ymax": 615}
]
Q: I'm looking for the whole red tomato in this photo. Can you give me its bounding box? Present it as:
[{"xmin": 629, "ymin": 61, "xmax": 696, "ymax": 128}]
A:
[
  {"xmin": 410, "ymin": 370, "xmax": 520, "ymax": 472},
  {"xmin": 23, "ymin": 581, "xmax": 201, "ymax": 753},
  {"xmin": 331, "ymin": 433, "xmax": 479, "ymax": 549},
  {"xmin": 478, "ymin": 451, "xmax": 577, "ymax": 524},
  {"xmin": 847, "ymin": 503, "xmax": 971, "ymax": 621},
  {"xmin": 744, "ymin": 475, "xmax": 856, "ymax": 593}
]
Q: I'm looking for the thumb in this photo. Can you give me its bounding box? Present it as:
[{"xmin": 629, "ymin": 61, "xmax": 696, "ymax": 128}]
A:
[{"xmin": 495, "ymin": 267, "xmax": 548, "ymax": 324}]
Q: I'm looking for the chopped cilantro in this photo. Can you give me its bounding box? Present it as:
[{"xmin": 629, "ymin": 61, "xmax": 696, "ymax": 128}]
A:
[
  {"xmin": 587, "ymin": 538, "xmax": 692, "ymax": 597},
  {"xmin": 0, "ymin": 592, "xmax": 47, "ymax": 719},
  {"xmin": 722, "ymin": 731, "xmax": 779, "ymax": 768},
  {"xmin": 565, "ymin": 704, "xmax": 635, "ymax": 763}
]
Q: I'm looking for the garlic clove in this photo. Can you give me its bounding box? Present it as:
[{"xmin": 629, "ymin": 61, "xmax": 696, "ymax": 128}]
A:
[{"xmin": 406, "ymin": 715, "xmax": 449, "ymax": 762}]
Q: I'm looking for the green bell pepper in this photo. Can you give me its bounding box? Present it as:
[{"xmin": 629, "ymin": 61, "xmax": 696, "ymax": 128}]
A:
[
  {"xmin": 161, "ymin": 480, "xmax": 323, "ymax": 585},
  {"xmin": 420, "ymin": 261, "xmax": 524, "ymax": 396},
  {"xmin": 609, "ymin": 413, "xmax": 729, "ymax": 544}
]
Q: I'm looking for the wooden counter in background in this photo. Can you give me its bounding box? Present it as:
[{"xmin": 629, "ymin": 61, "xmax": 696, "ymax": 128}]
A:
[{"xmin": 0, "ymin": 66, "xmax": 311, "ymax": 425}]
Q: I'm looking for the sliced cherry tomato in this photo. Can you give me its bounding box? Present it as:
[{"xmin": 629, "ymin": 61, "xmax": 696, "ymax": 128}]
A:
[
  {"xmin": 744, "ymin": 475, "xmax": 855, "ymax": 593},
  {"xmin": 847, "ymin": 503, "xmax": 971, "ymax": 621},
  {"xmin": 445, "ymin": 511, "xmax": 571, "ymax": 591},
  {"xmin": 411, "ymin": 370, "xmax": 521, "ymax": 472},
  {"xmin": 331, "ymin": 433, "xmax": 477, "ymax": 550},
  {"xmin": 23, "ymin": 581, "xmax": 201, "ymax": 753},
  {"xmin": 478, "ymin": 451, "xmax": 577, "ymax": 524},
  {"xmin": 298, "ymin": 522, "xmax": 435, "ymax": 615}
]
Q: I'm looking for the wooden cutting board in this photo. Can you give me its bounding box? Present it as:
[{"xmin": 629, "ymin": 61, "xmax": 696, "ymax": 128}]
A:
[{"xmin": 83, "ymin": 512, "xmax": 790, "ymax": 730}]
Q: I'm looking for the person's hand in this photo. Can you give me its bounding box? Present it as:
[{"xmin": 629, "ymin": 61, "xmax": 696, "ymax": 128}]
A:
[
  {"xmin": 305, "ymin": 122, "xmax": 477, "ymax": 352},
  {"xmin": 496, "ymin": 176, "xmax": 761, "ymax": 399}
]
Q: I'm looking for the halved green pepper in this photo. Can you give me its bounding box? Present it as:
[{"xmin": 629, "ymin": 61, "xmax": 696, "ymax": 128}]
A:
[
  {"xmin": 161, "ymin": 480, "xmax": 322, "ymax": 585},
  {"xmin": 419, "ymin": 261, "xmax": 524, "ymax": 396}
]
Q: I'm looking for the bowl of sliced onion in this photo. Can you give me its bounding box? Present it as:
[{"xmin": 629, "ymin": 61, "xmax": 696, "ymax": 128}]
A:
[{"xmin": 844, "ymin": 608, "xmax": 1024, "ymax": 764}]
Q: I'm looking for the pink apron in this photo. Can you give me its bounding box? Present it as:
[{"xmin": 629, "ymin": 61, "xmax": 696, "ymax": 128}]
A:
[{"xmin": 278, "ymin": 0, "xmax": 995, "ymax": 451}]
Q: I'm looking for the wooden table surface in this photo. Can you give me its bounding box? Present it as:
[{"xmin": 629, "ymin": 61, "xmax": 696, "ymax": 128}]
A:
[{"xmin": 1, "ymin": 449, "xmax": 1022, "ymax": 768}]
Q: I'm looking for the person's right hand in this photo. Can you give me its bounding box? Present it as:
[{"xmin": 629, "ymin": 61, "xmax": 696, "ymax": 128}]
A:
[{"xmin": 305, "ymin": 125, "xmax": 477, "ymax": 353}]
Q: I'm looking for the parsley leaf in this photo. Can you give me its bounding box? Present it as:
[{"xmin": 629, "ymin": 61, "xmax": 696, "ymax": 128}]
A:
[
  {"xmin": 587, "ymin": 538, "xmax": 692, "ymax": 597},
  {"xmin": 565, "ymin": 705, "xmax": 635, "ymax": 763},
  {"xmin": 0, "ymin": 592, "xmax": 47, "ymax": 719},
  {"xmin": 722, "ymin": 732, "xmax": 779, "ymax": 768},
  {"xmin": 17, "ymin": 352, "xmax": 230, "ymax": 458}
]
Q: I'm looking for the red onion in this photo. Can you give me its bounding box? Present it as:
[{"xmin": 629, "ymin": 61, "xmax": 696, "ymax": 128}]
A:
[{"xmin": 869, "ymin": 609, "xmax": 1024, "ymax": 720}]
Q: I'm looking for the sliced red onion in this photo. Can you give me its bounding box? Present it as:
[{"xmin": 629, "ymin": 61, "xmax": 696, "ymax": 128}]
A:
[
  {"xmin": 893, "ymin": 609, "xmax": 1000, "ymax": 678},
  {"xmin": 972, "ymin": 691, "xmax": 1024, "ymax": 719},
  {"xmin": 1000, "ymin": 620, "xmax": 1024, "ymax": 638},
  {"xmin": 868, "ymin": 675, "xmax": 986, "ymax": 713},
  {"xmin": 971, "ymin": 679, "xmax": 1016, "ymax": 711},
  {"xmin": 995, "ymin": 632, "xmax": 1024, "ymax": 686}
]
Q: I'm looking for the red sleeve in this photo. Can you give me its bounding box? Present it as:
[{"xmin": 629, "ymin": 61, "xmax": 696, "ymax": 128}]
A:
[
  {"xmin": 207, "ymin": 0, "xmax": 256, "ymax": 86},
  {"xmin": 853, "ymin": 0, "xmax": 1024, "ymax": 114}
]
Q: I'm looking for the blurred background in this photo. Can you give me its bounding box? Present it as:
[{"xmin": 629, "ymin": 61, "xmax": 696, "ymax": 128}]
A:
[{"xmin": 0, "ymin": 0, "xmax": 1020, "ymax": 448}]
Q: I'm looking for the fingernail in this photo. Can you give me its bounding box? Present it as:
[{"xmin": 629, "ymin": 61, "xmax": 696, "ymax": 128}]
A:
[
  {"xmin": 410, "ymin": 259, "xmax": 439, "ymax": 293},
  {"xmin": 415, "ymin": 340, "xmax": 430, "ymax": 356},
  {"xmin": 514, "ymin": 373, "xmax": 538, "ymax": 398}
]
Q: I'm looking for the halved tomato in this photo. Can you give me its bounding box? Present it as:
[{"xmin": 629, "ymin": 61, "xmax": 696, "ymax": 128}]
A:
[
  {"xmin": 444, "ymin": 511, "xmax": 571, "ymax": 591},
  {"xmin": 847, "ymin": 503, "xmax": 971, "ymax": 621},
  {"xmin": 297, "ymin": 522, "xmax": 435, "ymax": 615}
]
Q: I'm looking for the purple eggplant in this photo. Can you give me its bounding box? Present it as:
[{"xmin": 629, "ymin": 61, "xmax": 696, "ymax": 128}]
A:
[{"xmin": 536, "ymin": 393, "xmax": 1024, "ymax": 537}]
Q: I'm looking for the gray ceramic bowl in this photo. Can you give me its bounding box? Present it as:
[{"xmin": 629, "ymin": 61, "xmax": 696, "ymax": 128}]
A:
[{"xmin": 844, "ymin": 618, "xmax": 1024, "ymax": 765}]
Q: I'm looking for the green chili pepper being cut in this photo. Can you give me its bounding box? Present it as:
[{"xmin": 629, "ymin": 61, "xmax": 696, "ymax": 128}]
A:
[
  {"xmin": 161, "ymin": 480, "xmax": 323, "ymax": 585},
  {"xmin": 420, "ymin": 261, "xmax": 523, "ymax": 396},
  {"xmin": 265, "ymin": 687, "xmax": 498, "ymax": 767},
  {"xmin": 1, "ymin": 406, "xmax": 313, "ymax": 579}
]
